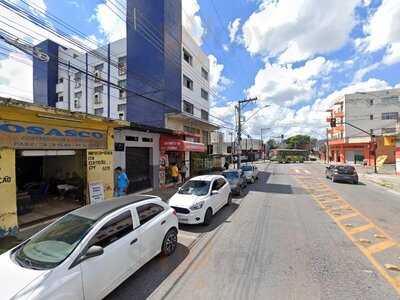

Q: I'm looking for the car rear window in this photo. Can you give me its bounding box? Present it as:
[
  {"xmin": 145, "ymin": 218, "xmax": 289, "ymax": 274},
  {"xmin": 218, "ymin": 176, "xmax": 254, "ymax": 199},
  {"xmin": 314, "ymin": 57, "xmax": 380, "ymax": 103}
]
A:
[{"xmin": 335, "ymin": 166, "xmax": 355, "ymax": 173}]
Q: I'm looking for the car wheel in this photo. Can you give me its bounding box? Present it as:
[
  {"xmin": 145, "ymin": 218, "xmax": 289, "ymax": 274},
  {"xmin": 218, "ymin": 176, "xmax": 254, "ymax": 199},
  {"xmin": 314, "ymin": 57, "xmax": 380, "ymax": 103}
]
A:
[
  {"xmin": 203, "ymin": 208, "xmax": 213, "ymax": 225},
  {"xmin": 353, "ymin": 179, "xmax": 358, "ymax": 185},
  {"xmin": 161, "ymin": 229, "xmax": 178, "ymax": 256}
]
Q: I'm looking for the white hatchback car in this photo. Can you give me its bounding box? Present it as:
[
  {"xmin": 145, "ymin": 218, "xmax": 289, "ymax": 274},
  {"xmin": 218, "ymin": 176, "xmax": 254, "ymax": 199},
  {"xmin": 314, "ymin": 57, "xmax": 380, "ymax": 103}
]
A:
[
  {"xmin": 0, "ymin": 195, "xmax": 178, "ymax": 300},
  {"xmin": 240, "ymin": 164, "xmax": 259, "ymax": 183},
  {"xmin": 168, "ymin": 175, "xmax": 232, "ymax": 225}
]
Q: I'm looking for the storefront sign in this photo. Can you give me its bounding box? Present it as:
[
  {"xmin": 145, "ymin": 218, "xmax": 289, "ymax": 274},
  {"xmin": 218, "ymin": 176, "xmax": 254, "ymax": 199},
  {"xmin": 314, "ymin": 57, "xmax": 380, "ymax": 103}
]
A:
[
  {"xmin": 0, "ymin": 121, "xmax": 107, "ymax": 149},
  {"xmin": 89, "ymin": 182, "xmax": 105, "ymax": 203},
  {"xmin": 87, "ymin": 150, "xmax": 114, "ymax": 200},
  {"xmin": 160, "ymin": 137, "xmax": 206, "ymax": 153}
]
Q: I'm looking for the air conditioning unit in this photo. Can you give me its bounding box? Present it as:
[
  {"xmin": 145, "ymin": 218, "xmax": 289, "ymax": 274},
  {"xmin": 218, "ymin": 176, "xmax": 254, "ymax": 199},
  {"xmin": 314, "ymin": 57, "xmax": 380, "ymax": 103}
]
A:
[{"xmin": 94, "ymin": 93, "xmax": 102, "ymax": 104}]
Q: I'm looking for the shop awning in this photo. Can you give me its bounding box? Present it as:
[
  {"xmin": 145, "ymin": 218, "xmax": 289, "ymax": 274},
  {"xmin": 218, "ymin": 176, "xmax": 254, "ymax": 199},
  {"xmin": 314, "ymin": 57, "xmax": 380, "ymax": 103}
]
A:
[{"xmin": 160, "ymin": 137, "xmax": 206, "ymax": 152}]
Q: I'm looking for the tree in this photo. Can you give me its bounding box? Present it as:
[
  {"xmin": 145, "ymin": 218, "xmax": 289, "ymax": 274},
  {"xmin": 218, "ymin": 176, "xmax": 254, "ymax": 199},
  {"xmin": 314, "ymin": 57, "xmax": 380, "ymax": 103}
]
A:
[
  {"xmin": 285, "ymin": 135, "xmax": 311, "ymax": 149},
  {"xmin": 266, "ymin": 139, "xmax": 278, "ymax": 149}
]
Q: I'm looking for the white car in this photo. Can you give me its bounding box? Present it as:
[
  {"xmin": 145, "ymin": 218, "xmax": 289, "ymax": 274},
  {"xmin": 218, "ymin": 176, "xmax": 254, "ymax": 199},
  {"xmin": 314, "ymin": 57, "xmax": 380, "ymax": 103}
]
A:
[
  {"xmin": 240, "ymin": 164, "xmax": 259, "ymax": 183},
  {"xmin": 0, "ymin": 195, "xmax": 178, "ymax": 300},
  {"xmin": 168, "ymin": 175, "xmax": 232, "ymax": 225}
]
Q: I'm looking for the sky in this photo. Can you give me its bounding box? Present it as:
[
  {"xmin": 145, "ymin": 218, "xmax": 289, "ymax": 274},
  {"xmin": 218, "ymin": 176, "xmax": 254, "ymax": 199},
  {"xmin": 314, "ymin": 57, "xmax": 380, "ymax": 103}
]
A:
[{"xmin": 0, "ymin": 0, "xmax": 400, "ymax": 140}]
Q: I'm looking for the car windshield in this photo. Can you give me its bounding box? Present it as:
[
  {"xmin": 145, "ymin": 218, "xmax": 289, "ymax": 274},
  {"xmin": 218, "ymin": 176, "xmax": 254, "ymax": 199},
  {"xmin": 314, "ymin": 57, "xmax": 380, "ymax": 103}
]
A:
[
  {"xmin": 223, "ymin": 172, "xmax": 239, "ymax": 181},
  {"xmin": 241, "ymin": 166, "xmax": 252, "ymax": 171},
  {"xmin": 15, "ymin": 214, "xmax": 95, "ymax": 270},
  {"xmin": 178, "ymin": 180, "xmax": 211, "ymax": 196}
]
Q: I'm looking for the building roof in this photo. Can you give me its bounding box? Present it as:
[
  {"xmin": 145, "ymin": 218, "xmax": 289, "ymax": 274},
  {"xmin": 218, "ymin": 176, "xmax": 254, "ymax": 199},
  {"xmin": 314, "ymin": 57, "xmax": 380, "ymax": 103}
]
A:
[{"xmin": 71, "ymin": 195, "xmax": 156, "ymax": 221}]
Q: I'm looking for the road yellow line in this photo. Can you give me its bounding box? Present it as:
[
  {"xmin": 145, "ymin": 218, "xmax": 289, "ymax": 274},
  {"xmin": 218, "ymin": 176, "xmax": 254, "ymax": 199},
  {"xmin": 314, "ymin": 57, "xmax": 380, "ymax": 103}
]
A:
[
  {"xmin": 294, "ymin": 174, "xmax": 400, "ymax": 295},
  {"xmin": 348, "ymin": 223, "xmax": 375, "ymax": 235}
]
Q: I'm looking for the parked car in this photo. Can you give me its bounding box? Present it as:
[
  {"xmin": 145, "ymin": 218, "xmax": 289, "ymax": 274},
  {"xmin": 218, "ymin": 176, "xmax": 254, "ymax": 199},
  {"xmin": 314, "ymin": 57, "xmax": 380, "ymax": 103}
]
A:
[
  {"xmin": 240, "ymin": 164, "xmax": 259, "ymax": 183},
  {"xmin": 325, "ymin": 165, "xmax": 359, "ymax": 184},
  {"xmin": 222, "ymin": 169, "xmax": 247, "ymax": 195},
  {"xmin": 0, "ymin": 195, "xmax": 178, "ymax": 300},
  {"xmin": 168, "ymin": 175, "xmax": 231, "ymax": 225}
]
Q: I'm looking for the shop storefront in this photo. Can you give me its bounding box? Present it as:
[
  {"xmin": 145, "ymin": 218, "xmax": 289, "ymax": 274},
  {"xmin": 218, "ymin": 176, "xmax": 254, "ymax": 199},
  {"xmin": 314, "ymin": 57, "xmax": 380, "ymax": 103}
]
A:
[
  {"xmin": 0, "ymin": 99, "xmax": 124, "ymax": 237},
  {"xmin": 159, "ymin": 134, "xmax": 206, "ymax": 187}
]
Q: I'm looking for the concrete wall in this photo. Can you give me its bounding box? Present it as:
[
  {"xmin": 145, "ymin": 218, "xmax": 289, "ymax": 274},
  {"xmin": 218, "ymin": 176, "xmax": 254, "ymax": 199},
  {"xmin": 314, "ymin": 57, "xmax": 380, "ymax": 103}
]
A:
[{"xmin": 182, "ymin": 28, "xmax": 210, "ymax": 120}]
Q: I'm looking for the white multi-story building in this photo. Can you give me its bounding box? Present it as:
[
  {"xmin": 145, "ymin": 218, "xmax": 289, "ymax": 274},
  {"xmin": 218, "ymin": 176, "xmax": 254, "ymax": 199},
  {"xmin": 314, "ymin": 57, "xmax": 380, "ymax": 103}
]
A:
[{"xmin": 327, "ymin": 88, "xmax": 400, "ymax": 164}]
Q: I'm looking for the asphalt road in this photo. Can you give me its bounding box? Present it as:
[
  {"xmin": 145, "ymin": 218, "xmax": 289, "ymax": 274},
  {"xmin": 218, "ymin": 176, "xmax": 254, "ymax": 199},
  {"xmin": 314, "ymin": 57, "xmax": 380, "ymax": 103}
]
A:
[{"xmin": 107, "ymin": 162, "xmax": 400, "ymax": 300}]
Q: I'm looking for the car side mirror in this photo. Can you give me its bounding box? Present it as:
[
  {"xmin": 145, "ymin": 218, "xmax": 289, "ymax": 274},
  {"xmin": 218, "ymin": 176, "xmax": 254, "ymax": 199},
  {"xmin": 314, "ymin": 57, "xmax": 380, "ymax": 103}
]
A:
[
  {"xmin": 69, "ymin": 245, "xmax": 104, "ymax": 269},
  {"xmin": 83, "ymin": 245, "xmax": 104, "ymax": 260},
  {"xmin": 211, "ymin": 190, "xmax": 219, "ymax": 195}
]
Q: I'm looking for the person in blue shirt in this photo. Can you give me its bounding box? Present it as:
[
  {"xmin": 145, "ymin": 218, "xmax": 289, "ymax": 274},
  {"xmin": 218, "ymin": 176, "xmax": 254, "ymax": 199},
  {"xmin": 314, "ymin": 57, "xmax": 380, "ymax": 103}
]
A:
[{"xmin": 115, "ymin": 167, "xmax": 129, "ymax": 197}]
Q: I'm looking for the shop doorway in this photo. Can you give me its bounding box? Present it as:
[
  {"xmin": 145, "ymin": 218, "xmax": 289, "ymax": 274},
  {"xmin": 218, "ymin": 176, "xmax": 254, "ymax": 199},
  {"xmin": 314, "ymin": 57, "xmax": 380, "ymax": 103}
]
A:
[
  {"xmin": 126, "ymin": 147, "xmax": 151, "ymax": 192},
  {"xmin": 16, "ymin": 150, "xmax": 86, "ymax": 227}
]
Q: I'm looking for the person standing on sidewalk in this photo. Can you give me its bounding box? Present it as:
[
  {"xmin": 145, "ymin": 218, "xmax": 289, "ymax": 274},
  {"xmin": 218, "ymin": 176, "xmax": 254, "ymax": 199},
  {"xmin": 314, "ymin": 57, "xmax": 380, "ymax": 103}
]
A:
[
  {"xmin": 180, "ymin": 162, "xmax": 188, "ymax": 183},
  {"xmin": 115, "ymin": 167, "xmax": 129, "ymax": 197},
  {"xmin": 171, "ymin": 163, "xmax": 179, "ymax": 186}
]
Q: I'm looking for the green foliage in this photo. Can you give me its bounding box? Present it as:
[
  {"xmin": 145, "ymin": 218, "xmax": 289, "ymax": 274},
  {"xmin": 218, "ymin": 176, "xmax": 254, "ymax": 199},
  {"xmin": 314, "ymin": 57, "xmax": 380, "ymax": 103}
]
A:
[{"xmin": 285, "ymin": 135, "xmax": 311, "ymax": 149}]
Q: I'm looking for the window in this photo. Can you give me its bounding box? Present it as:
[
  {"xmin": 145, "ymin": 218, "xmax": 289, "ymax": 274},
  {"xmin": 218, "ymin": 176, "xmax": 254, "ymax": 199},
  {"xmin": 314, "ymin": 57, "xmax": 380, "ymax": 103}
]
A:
[
  {"xmin": 183, "ymin": 100, "xmax": 194, "ymax": 114},
  {"xmin": 370, "ymin": 99, "xmax": 374, "ymax": 105},
  {"xmin": 201, "ymin": 89, "xmax": 209, "ymax": 101},
  {"xmin": 370, "ymin": 129, "xmax": 374, "ymax": 135},
  {"xmin": 57, "ymin": 95, "xmax": 63, "ymax": 102},
  {"xmin": 381, "ymin": 112, "xmax": 399, "ymax": 120},
  {"xmin": 212, "ymin": 178, "xmax": 226, "ymax": 191},
  {"xmin": 201, "ymin": 110, "xmax": 209, "ymax": 121},
  {"xmin": 89, "ymin": 211, "xmax": 133, "ymax": 248},
  {"xmin": 119, "ymin": 113, "xmax": 124, "ymax": 120},
  {"xmin": 117, "ymin": 104, "xmax": 126, "ymax": 112},
  {"xmin": 126, "ymin": 136, "xmax": 139, "ymax": 141},
  {"xmin": 183, "ymin": 75, "xmax": 193, "ymax": 90},
  {"xmin": 370, "ymin": 114, "xmax": 373, "ymax": 120},
  {"xmin": 94, "ymin": 94, "xmax": 102, "ymax": 104},
  {"xmin": 118, "ymin": 56, "xmax": 127, "ymax": 75},
  {"xmin": 58, "ymin": 78, "xmax": 63, "ymax": 84},
  {"xmin": 142, "ymin": 137, "xmax": 153, "ymax": 142},
  {"xmin": 183, "ymin": 48, "xmax": 193, "ymax": 65},
  {"xmin": 74, "ymin": 100, "xmax": 81, "ymax": 109},
  {"xmin": 74, "ymin": 72, "xmax": 82, "ymax": 88},
  {"xmin": 118, "ymin": 79, "xmax": 127, "ymax": 89},
  {"xmin": 137, "ymin": 204, "xmax": 164, "ymax": 225},
  {"xmin": 382, "ymin": 128, "xmax": 396, "ymax": 134},
  {"xmin": 94, "ymin": 108, "xmax": 104, "ymax": 116},
  {"xmin": 183, "ymin": 126, "xmax": 200, "ymax": 135},
  {"xmin": 119, "ymin": 89, "xmax": 126, "ymax": 99},
  {"xmin": 201, "ymin": 68, "xmax": 208, "ymax": 81}
]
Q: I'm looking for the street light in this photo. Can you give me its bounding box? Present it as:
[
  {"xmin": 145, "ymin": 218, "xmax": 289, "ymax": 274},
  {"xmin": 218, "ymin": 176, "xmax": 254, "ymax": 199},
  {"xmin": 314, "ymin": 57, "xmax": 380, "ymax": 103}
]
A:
[{"xmin": 243, "ymin": 104, "xmax": 270, "ymax": 125}]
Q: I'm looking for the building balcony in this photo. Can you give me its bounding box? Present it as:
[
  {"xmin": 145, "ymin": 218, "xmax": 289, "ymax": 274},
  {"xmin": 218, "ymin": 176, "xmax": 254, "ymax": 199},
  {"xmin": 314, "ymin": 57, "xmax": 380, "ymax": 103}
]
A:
[
  {"xmin": 332, "ymin": 124, "xmax": 344, "ymax": 134},
  {"xmin": 333, "ymin": 111, "xmax": 344, "ymax": 118},
  {"xmin": 328, "ymin": 139, "xmax": 345, "ymax": 146}
]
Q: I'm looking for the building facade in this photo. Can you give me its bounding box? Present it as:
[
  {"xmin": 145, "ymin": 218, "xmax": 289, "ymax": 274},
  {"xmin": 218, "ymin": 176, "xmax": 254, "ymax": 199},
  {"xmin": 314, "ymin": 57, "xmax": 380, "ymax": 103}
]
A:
[
  {"xmin": 0, "ymin": 98, "xmax": 124, "ymax": 237},
  {"xmin": 327, "ymin": 89, "xmax": 400, "ymax": 165}
]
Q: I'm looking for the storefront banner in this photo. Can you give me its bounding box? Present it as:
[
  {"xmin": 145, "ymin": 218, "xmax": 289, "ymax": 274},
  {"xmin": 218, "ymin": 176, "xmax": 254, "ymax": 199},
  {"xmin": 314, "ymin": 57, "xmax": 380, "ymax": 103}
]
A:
[
  {"xmin": 160, "ymin": 137, "xmax": 206, "ymax": 153},
  {"xmin": 0, "ymin": 121, "xmax": 107, "ymax": 149},
  {"xmin": 87, "ymin": 150, "xmax": 114, "ymax": 200},
  {"xmin": 89, "ymin": 182, "xmax": 105, "ymax": 204}
]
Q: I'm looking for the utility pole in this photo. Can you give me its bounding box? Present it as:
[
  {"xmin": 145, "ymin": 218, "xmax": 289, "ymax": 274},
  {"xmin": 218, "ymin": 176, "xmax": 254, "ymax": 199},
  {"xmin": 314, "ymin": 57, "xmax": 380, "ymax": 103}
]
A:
[
  {"xmin": 260, "ymin": 128, "xmax": 270, "ymax": 161},
  {"xmin": 326, "ymin": 128, "xmax": 330, "ymax": 163},
  {"xmin": 236, "ymin": 97, "xmax": 258, "ymax": 169}
]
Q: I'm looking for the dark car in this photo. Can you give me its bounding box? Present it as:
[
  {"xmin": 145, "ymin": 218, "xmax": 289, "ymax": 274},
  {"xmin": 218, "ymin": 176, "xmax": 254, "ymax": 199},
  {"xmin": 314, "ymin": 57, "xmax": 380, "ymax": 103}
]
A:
[
  {"xmin": 222, "ymin": 170, "xmax": 247, "ymax": 195},
  {"xmin": 325, "ymin": 165, "xmax": 358, "ymax": 184}
]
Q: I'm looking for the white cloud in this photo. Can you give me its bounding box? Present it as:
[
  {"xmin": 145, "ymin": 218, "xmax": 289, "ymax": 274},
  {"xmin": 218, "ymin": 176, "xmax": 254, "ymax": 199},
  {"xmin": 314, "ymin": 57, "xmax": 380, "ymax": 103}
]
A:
[
  {"xmin": 228, "ymin": 18, "xmax": 241, "ymax": 43},
  {"xmin": 241, "ymin": 0, "xmax": 362, "ymax": 63},
  {"xmin": 208, "ymin": 54, "xmax": 233, "ymax": 94},
  {"xmin": 222, "ymin": 44, "xmax": 229, "ymax": 52},
  {"xmin": 0, "ymin": 52, "xmax": 33, "ymax": 102},
  {"xmin": 92, "ymin": 0, "xmax": 126, "ymax": 43},
  {"xmin": 182, "ymin": 0, "xmax": 205, "ymax": 46},
  {"xmin": 244, "ymin": 78, "xmax": 391, "ymax": 138},
  {"xmin": 246, "ymin": 56, "xmax": 335, "ymax": 107},
  {"xmin": 352, "ymin": 62, "xmax": 380, "ymax": 83},
  {"xmin": 362, "ymin": 0, "xmax": 400, "ymax": 65}
]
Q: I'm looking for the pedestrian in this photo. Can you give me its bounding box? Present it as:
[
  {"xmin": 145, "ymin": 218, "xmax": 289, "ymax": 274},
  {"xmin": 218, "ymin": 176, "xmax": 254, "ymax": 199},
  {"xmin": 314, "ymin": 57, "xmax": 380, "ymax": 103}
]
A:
[
  {"xmin": 171, "ymin": 163, "xmax": 179, "ymax": 186},
  {"xmin": 180, "ymin": 162, "xmax": 188, "ymax": 183},
  {"xmin": 115, "ymin": 167, "xmax": 129, "ymax": 197}
]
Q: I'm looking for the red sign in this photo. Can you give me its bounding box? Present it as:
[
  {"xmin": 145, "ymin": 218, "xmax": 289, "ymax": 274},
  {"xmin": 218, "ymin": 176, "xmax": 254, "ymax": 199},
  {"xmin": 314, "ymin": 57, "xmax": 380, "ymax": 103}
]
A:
[{"xmin": 160, "ymin": 136, "xmax": 206, "ymax": 152}]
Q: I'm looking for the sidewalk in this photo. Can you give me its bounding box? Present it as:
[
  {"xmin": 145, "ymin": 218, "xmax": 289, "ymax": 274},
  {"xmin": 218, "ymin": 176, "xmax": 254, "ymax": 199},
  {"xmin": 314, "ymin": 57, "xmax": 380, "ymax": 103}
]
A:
[{"xmin": 355, "ymin": 164, "xmax": 400, "ymax": 193}]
